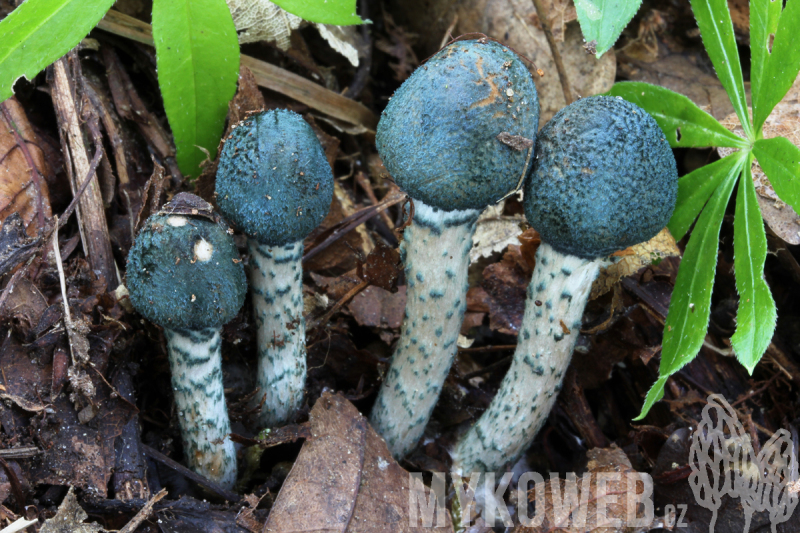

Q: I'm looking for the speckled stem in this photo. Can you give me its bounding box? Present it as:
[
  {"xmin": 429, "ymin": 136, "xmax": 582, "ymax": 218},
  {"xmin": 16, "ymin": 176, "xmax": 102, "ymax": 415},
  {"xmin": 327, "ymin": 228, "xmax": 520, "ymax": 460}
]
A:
[
  {"xmin": 248, "ymin": 239, "xmax": 306, "ymax": 427},
  {"xmin": 370, "ymin": 200, "xmax": 480, "ymax": 458},
  {"xmin": 451, "ymin": 243, "xmax": 604, "ymax": 474},
  {"xmin": 164, "ymin": 327, "xmax": 237, "ymax": 489}
]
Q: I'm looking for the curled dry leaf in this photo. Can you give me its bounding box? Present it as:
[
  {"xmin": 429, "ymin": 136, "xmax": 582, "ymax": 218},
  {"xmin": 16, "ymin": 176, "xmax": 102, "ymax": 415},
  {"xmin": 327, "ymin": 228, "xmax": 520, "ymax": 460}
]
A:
[
  {"xmin": 718, "ymin": 76, "xmax": 800, "ymax": 244},
  {"xmin": 226, "ymin": 0, "xmax": 360, "ymax": 66},
  {"xmin": 590, "ymin": 228, "xmax": 681, "ymax": 300},
  {"xmin": 470, "ymin": 200, "xmax": 526, "ymax": 263},
  {"xmin": 263, "ymin": 391, "xmax": 453, "ymax": 532},
  {"xmin": 0, "ymin": 98, "xmax": 52, "ymax": 236}
]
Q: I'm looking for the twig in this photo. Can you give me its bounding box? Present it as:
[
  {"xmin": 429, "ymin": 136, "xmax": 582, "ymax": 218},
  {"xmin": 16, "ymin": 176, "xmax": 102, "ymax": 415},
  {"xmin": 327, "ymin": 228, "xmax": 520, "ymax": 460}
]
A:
[
  {"xmin": 58, "ymin": 140, "xmax": 103, "ymax": 230},
  {"xmin": 141, "ymin": 445, "xmax": 240, "ymax": 503},
  {"xmin": 0, "ymin": 447, "xmax": 40, "ymax": 460},
  {"xmin": 730, "ymin": 372, "xmax": 783, "ymax": 407},
  {"xmin": 308, "ymin": 278, "xmax": 369, "ymax": 330},
  {"xmin": 530, "ymin": 0, "xmax": 573, "ymax": 104},
  {"xmin": 118, "ymin": 488, "xmax": 168, "ymax": 533}
]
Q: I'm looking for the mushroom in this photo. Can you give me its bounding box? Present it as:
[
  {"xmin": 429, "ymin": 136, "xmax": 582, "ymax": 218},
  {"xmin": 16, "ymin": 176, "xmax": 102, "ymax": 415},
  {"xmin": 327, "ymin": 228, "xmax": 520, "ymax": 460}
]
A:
[
  {"xmin": 215, "ymin": 109, "xmax": 333, "ymax": 427},
  {"xmin": 126, "ymin": 193, "xmax": 246, "ymax": 489},
  {"xmin": 369, "ymin": 38, "xmax": 540, "ymax": 459},
  {"xmin": 451, "ymin": 96, "xmax": 678, "ymax": 473}
]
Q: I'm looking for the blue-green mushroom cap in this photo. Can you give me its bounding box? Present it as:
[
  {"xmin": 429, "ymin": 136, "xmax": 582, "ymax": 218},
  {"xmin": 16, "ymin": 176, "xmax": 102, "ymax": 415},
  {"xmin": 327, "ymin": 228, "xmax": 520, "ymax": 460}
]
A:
[
  {"xmin": 524, "ymin": 96, "xmax": 678, "ymax": 259},
  {"xmin": 215, "ymin": 110, "xmax": 334, "ymax": 246},
  {"xmin": 376, "ymin": 39, "xmax": 540, "ymax": 212},
  {"xmin": 127, "ymin": 213, "xmax": 247, "ymax": 330}
]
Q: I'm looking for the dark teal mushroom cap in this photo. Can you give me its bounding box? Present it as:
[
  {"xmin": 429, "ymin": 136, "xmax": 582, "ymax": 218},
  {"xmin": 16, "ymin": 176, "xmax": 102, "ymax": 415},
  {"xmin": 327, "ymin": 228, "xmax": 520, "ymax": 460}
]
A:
[
  {"xmin": 215, "ymin": 110, "xmax": 334, "ymax": 246},
  {"xmin": 524, "ymin": 96, "xmax": 678, "ymax": 259},
  {"xmin": 376, "ymin": 39, "xmax": 539, "ymax": 212},
  {"xmin": 126, "ymin": 213, "xmax": 246, "ymax": 330}
]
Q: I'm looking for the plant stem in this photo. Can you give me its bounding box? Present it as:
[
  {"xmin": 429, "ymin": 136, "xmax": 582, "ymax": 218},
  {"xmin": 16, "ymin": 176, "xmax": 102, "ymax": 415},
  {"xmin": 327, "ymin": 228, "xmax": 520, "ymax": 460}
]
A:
[
  {"xmin": 164, "ymin": 327, "xmax": 237, "ymax": 489},
  {"xmin": 370, "ymin": 200, "xmax": 479, "ymax": 458},
  {"xmin": 248, "ymin": 240, "xmax": 306, "ymax": 427},
  {"xmin": 530, "ymin": 0, "xmax": 573, "ymax": 105},
  {"xmin": 452, "ymin": 243, "xmax": 602, "ymax": 473}
]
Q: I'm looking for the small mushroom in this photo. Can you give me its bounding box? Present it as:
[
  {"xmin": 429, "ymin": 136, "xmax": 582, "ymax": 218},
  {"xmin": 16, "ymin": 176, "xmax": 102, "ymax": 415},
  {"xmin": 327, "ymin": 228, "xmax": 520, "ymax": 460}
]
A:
[
  {"xmin": 216, "ymin": 109, "xmax": 334, "ymax": 427},
  {"xmin": 451, "ymin": 96, "xmax": 678, "ymax": 473},
  {"xmin": 126, "ymin": 194, "xmax": 246, "ymax": 488},
  {"xmin": 369, "ymin": 38, "xmax": 540, "ymax": 459}
]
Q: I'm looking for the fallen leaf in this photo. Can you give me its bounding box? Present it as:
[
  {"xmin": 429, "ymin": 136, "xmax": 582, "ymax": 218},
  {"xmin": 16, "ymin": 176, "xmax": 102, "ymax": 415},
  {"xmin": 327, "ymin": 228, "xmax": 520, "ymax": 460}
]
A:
[
  {"xmin": 349, "ymin": 285, "xmax": 406, "ymax": 329},
  {"xmin": 590, "ymin": 228, "xmax": 681, "ymax": 300},
  {"xmin": 263, "ymin": 391, "xmax": 453, "ymax": 532},
  {"xmin": 40, "ymin": 487, "xmax": 104, "ymax": 533},
  {"xmin": 481, "ymin": 245, "xmax": 531, "ymax": 335},
  {"xmin": 470, "ymin": 201, "xmax": 526, "ymax": 263}
]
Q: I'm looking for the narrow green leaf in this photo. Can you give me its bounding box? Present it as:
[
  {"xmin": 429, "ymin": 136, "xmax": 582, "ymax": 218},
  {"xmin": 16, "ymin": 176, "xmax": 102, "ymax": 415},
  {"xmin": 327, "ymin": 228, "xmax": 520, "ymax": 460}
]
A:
[
  {"xmin": 573, "ymin": 0, "xmax": 642, "ymax": 58},
  {"xmin": 690, "ymin": 0, "xmax": 752, "ymax": 138},
  {"xmin": 731, "ymin": 159, "xmax": 776, "ymax": 373},
  {"xmin": 749, "ymin": 0, "xmax": 781, "ymax": 120},
  {"xmin": 152, "ymin": 0, "xmax": 240, "ymax": 178},
  {"xmin": 607, "ymin": 82, "xmax": 748, "ymax": 149},
  {"xmin": 270, "ymin": 0, "xmax": 365, "ymax": 25},
  {"xmin": 638, "ymin": 157, "xmax": 742, "ymax": 420},
  {"xmin": 0, "ymin": 0, "xmax": 116, "ymax": 103},
  {"xmin": 753, "ymin": 136, "xmax": 800, "ymax": 213},
  {"xmin": 668, "ymin": 152, "xmax": 747, "ymax": 240},
  {"xmin": 752, "ymin": 0, "xmax": 800, "ymax": 132},
  {"xmin": 635, "ymin": 376, "xmax": 668, "ymax": 421}
]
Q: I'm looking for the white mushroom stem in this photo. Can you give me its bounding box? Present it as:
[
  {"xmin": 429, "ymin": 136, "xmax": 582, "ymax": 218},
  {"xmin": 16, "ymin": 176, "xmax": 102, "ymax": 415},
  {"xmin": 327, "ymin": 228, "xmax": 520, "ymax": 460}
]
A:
[
  {"xmin": 370, "ymin": 200, "xmax": 480, "ymax": 459},
  {"xmin": 451, "ymin": 242, "xmax": 606, "ymax": 474},
  {"xmin": 248, "ymin": 240, "xmax": 305, "ymax": 427},
  {"xmin": 164, "ymin": 327, "xmax": 237, "ymax": 489}
]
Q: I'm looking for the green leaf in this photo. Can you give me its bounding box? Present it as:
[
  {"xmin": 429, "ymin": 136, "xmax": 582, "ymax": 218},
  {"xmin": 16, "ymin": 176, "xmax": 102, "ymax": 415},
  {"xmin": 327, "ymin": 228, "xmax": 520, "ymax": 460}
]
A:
[
  {"xmin": 753, "ymin": 136, "xmax": 800, "ymax": 213},
  {"xmin": 635, "ymin": 376, "xmax": 668, "ymax": 421},
  {"xmin": 731, "ymin": 159, "xmax": 776, "ymax": 373},
  {"xmin": 668, "ymin": 152, "xmax": 747, "ymax": 240},
  {"xmin": 637, "ymin": 156, "xmax": 743, "ymax": 420},
  {"xmin": 690, "ymin": 0, "xmax": 752, "ymax": 139},
  {"xmin": 0, "ymin": 0, "xmax": 116, "ymax": 103},
  {"xmin": 152, "ymin": 0, "xmax": 240, "ymax": 178},
  {"xmin": 749, "ymin": 0, "xmax": 781, "ymax": 122},
  {"xmin": 607, "ymin": 82, "xmax": 748, "ymax": 149},
  {"xmin": 574, "ymin": 0, "xmax": 642, "ymax": 58},
  {"xmin": 752, "ymin": 0, "xmax": 800, "ymax": 132},
  {"xmin": 270, "ymin": 0, "xmax": 365, "ymax": 25}
]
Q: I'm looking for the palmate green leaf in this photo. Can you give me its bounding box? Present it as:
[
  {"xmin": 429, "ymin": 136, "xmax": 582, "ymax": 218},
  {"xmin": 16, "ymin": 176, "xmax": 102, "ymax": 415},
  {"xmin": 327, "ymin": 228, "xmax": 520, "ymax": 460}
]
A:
[
  {"xmin": 752, "ymin": 0, "xmax": 800, "ymax": 132},
  {"xmin": 0, "ymin": 0, "xmax": 116, "ymax": 103},
  {"xmin": 607, "ymin": 82, "xmax": 748, "ymax": 149},
  {"xmin": 636, "ymin": 156, "xmax": 743, "ymax": 420},
  {"xmin": 731, "ymin": 159, "xmax": 776, "ymax": 373},
  {"xmin": 749, "ymin": 0, "xmax": 781, "ymax": 121},
  {"xmin": 270, "ymin": 0, "xmax": 365, "ymax": 25},
  {"xmin": 573, "ymin": 0, "xmax": 642, "ymax": 58},
  {"xmin": 668, "ymin": 152, "xmax": 746, "ymax": 240},
  {"xmin": 690, "ymin": 0, "xmax": 752, "ymax": 139},
  {"xmin": 753, "ymin": 136, "xmax": 800, "ymax": 213},
  {"xmin": 152, "ymin": 0, "xmax": 240, "ymax": 178}
]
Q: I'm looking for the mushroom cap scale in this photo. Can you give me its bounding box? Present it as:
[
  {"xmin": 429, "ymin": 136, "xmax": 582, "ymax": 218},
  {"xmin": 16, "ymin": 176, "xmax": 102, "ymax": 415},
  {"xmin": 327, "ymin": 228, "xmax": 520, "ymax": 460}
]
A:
[
  {"xmin": 524, "ymin": 96, "xmax": 678, "ymax": 259},
  {"xmin": 215, "ymin": 109, "xmax": 334, "ymax": 246},
  {"xmin": 126, "ymin": 213, "xmax": 246, "ymax": 330},
  {"xmin": 376, "ymin": 39, "xmax": 540, "ymax": 211}
]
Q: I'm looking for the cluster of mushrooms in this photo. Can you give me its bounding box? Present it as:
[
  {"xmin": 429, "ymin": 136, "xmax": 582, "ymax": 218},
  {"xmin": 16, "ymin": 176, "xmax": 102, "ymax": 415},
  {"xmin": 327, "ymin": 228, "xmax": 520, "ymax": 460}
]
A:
[{"xmin": 125, "ymin": 37, "xmax": 678, "ymax": 488}]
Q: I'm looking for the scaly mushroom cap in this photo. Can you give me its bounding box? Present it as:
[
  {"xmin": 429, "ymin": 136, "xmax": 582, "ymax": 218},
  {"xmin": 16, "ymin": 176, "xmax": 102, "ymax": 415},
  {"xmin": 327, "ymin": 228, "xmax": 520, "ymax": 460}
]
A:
[
  {"xmin": 215, "ymin": 110, "xmax": 334, "ymax": 246},
  {"xmin": 376, "ymin": 39, "xmax": 539, "ymax": 211},
  {"xmin": 127, "ymin": 212, "xmax": 246, "ymax": 330},
  {"xmin": 524, "ymin": 96, "xmax": 678, "ymax": 259}
]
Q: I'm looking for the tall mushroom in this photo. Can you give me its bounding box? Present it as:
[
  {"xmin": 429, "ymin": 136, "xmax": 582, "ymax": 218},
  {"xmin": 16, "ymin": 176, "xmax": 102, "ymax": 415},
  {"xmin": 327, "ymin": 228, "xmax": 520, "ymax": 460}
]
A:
[
  {"xmin": 216, "ymin": 109, "xmax": 333, "ymax": 427},
  {"xmin": 369, "ymin": 38, "xmax": 540, "ymax": 459},
  {"xmin": 126, "ymin": 193, "xmax": 246, "ymax": 489},
  {"xmin": 451, "ymin": 96, "xmax": 678, "ymax": 473}
]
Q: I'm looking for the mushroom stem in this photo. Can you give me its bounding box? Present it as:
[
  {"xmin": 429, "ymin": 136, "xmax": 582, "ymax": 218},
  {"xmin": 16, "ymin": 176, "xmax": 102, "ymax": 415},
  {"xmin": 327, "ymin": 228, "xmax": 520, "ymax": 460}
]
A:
[
  {"xmin": 451, "ymin": 243, "xmax": 605, "ymax": 474},
  {"xmin": 370, "ymin": 200, "xmax": 479, "ymax": 458},
  {"xmin": 248, "ymin": 240, "xmax": 306, "ymax": 427},
  {"xmin": 164, "ymin": 327, "xmax": 237, "ymax": 489}
]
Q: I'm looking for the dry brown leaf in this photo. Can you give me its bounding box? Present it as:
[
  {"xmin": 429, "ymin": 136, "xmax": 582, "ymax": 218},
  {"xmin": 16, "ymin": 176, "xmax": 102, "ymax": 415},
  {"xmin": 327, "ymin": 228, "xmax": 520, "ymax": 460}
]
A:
[
  {"xmin": 0, "ymin": 97, "xmax": 52, "ymax": 236},
  {"xmin": 263, "ymin": 391, "xmax": 453, "ymax": 532},
  {"xmin": 515, "ymin": 445, "xmax": 657, "ymax": 533},
  {"xmin": 40, "ymin": 487, "xmax": 105, "ymax": 533},
  {"xmin": 470, "ymin": 201, "xmax": 526, "ymax": 263},
  {"xmin": 717, "ymin": 74, "xmax": 800, "ymax": 244},
  {"xmin": 349, "ymin": 285, "xmax": 406, "ymax": 329},
  {"xmin": 590, "ymin": 228, "xmax": 681, "ymax": 300}
]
